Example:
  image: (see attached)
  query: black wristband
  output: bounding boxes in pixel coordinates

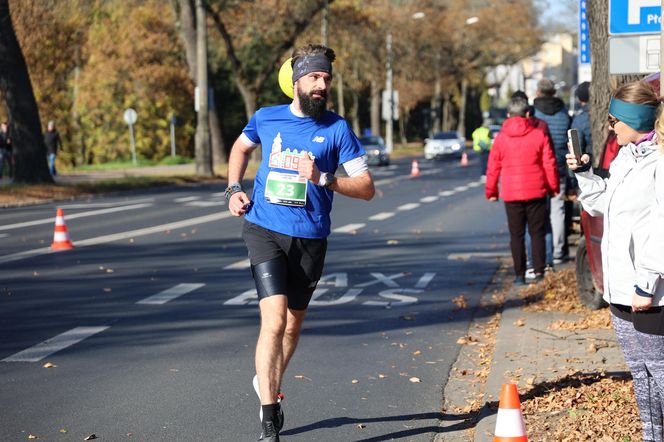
[573,162,592,173]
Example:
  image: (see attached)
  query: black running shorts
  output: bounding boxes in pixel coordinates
[242,221,327,310]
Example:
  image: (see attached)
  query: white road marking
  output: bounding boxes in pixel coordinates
[310,288,362,306]
[0,233,8,239]
[368,212,395,221]
[224,288,258,305]
[373,167,439,186]
[333,223,366,234]
[439,190,455,197]
[186,201,225,207]
[0,203,153,232]
[174,196,200,202]
[224,259,250,270]
[454,185,468,192]
[448,252,511,260]
[2,326,110,362]
[0,211,232,265]
[59,198,154,209]
[137,283,205,305]
[467,181,481,188]
[397,203,420,211]
[211,192,226,198]
[420,196,439,203]
[415,272,436,288]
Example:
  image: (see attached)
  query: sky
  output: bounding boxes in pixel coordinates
[538,0,577,32]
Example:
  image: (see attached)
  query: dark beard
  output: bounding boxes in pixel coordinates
[298,88,327,120]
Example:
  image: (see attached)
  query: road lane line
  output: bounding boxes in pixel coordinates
[137,283,205,305]
[224,259,250,270]
[0,203,153,232]
[333,223,366,234]
[186,201,225,207]
[454,185,468,192]
[419,196,439,203]
[448,252,510,260]
[58,198,154,209]
[439,190,455,197]
[2,326,110,362]
[0,211,233,265]
[368,212,395,221]
[397,203,420,211]
[467,181,481,188]
[174,196,200,202]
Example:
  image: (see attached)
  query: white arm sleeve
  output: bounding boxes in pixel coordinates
[240,132,258,149]
[342,156,369,177]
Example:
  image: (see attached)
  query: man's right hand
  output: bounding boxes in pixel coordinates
[229,192,252,216]
[566,152,590,171]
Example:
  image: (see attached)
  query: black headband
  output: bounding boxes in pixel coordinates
[292,54,333,83]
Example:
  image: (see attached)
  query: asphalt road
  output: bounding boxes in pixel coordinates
[0,155,509,442]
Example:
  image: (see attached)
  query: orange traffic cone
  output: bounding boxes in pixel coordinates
[493,383,528,441]
[410,159,420,177]
[51,208,74,250]
[460,151,469,167]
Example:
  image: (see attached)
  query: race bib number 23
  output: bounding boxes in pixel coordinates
[264,171,308,207]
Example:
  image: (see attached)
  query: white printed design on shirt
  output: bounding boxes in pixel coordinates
[269,132,308,171]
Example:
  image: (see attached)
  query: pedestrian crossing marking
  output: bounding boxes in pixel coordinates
[2,326,110,362]
[137,283,205,305]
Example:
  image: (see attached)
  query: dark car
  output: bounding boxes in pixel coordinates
[575,72,660,309]
[360,136,390,166]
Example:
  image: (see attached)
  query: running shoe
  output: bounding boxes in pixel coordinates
[260,419,280,442]
[253,375,284,440]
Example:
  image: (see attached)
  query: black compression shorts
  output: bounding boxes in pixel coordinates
[242,221,327,310]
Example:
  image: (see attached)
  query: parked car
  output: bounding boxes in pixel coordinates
[360,136,390,166]
[424,131,465,160]
[575,72,660,309]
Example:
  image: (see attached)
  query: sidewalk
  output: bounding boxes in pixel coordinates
[437,247,628,441]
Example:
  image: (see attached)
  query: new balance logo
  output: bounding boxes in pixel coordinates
[312,136,325,143]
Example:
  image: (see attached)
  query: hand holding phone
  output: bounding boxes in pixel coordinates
[567,129,582,162]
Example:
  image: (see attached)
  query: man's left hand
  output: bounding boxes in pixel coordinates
[298,153,321,184]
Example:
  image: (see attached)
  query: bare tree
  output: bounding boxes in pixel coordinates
[0,0,51,183]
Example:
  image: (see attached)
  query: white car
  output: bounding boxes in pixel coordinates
[424,131,466,160]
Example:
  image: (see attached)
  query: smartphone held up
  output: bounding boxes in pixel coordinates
[567,128,582,163]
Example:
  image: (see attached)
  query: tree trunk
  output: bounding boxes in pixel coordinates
[194,0,212,176]
[370,79,380,137]
[442,94,450,131]
[0,0,51,183]
[350,91,360,135]
[336,72,345,117]
[587,0,644,165]
[431,73,441,135]
[457,77,468,136]
[174,0,225,167]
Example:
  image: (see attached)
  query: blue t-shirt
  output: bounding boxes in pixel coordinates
[243,104,365,239]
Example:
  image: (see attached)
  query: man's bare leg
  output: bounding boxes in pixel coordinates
[280,308,306,385]
[256,295,288,405]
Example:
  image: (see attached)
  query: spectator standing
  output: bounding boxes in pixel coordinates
[533,78,571,264]
[569,80,664,442]
[486,96,560,285]
[0,121,12,179]
[43,120,62,176]
[472,119,492,177]
[571,81,592,155]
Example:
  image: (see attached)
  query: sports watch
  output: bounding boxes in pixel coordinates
[224,182,243,201]
[319,172,335,189]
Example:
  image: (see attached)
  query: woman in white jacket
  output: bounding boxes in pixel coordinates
[567,80,664,441]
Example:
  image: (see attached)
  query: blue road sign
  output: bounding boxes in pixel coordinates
[610,0,661,35]
[579,0,590,64]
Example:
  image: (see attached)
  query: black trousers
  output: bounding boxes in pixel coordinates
[504,198,547,277]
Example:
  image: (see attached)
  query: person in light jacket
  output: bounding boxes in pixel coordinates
[567,80,664,441]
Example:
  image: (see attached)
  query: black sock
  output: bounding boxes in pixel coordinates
[261,403,279,422]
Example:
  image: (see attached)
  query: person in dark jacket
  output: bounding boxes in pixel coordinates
[486,96,560,285]
[44,120,62,176]
[533,78,571,264]
[571,81,592,156]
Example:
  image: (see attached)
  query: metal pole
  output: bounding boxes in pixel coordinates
[385,32,393,154]
[128,123,137,166]
[195,0,212,175]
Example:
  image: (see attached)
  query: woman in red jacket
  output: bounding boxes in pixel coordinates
[486,96,560,285]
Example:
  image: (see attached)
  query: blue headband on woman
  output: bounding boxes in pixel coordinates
[608,98,658,132]
[292,54,333,83]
